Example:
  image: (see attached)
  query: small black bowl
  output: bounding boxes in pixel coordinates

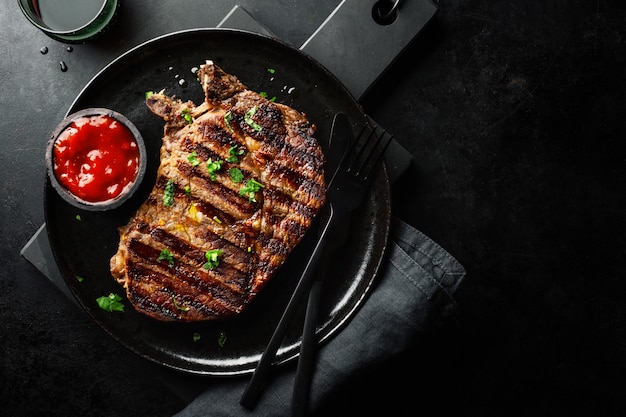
[46,108,147,211]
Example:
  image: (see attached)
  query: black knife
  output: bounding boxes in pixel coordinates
[240,112,353,410]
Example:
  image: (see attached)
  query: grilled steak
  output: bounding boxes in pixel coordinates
[109,60,326,322]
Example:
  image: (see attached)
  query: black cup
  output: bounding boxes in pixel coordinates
[17,0,120,43]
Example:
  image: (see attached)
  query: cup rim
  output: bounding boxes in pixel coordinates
[17,0,114,40]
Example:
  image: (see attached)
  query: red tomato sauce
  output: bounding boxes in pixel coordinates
[53,114,140,203]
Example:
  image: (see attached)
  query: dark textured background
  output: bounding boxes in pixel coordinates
[2,1,626,416]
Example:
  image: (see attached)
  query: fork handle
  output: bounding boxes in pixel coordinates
[240,208,337,409]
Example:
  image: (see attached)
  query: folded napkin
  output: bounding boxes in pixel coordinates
[173,217,465,416]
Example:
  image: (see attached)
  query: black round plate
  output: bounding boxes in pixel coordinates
[44,28,391,376]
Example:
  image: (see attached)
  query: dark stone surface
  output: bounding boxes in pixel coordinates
[2,1,625,416]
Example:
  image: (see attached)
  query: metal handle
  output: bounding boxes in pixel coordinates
[373,0,401,25]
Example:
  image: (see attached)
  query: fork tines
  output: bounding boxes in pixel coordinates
[348,121,394,181]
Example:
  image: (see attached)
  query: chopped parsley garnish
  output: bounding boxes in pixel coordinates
[239,178,264,202]
[187,151,200,166]
[163,179,175,207]
[206,159,223,180]
[157,248,175,268]
[193,332,201,342]
[212,216,222,224]
[224,110,234,132]
[226,145,245,163]
[267,68,275,74]
[172,295,190,312]
[180,109,193,124]
[244,106,263,132]
[184,185,191,195]
[203,249,224,270]
[229,167,244,183]
[145,91,154,99]
[260,92,277,102]
[75,214,81,221]
[96,293,125,312]
[76,275,84,283]
[217,331,227,347]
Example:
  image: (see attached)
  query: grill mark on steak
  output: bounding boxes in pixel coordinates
[149,227,254,281]
[180,137,224,163]
[124,234,250,320]
[110,60,326,321]
[126,262,237,320]
[265,163,326,204]
[126,239,249,298]
[174,163,259,216]
[197,119,241,149]
[154,167,258,221]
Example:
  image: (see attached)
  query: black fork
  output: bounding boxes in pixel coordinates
[240,114,393,410]
[327,119,393,215]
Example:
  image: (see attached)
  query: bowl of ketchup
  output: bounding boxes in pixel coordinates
[46,108,147,211]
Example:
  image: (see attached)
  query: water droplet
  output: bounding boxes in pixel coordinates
[191,66,198,74]
[40,46,48,54]
[66,46,73,52]
[60,61,68,72]
[178,79,188,88]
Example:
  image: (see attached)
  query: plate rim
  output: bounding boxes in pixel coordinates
[44,27,392,376]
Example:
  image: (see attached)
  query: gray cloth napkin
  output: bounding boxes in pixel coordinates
[174,217,465,416]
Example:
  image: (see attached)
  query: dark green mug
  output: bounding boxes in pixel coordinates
[17,0,120,43]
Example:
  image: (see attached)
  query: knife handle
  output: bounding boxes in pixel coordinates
[290,259,325,416]
[240,208,337,409]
